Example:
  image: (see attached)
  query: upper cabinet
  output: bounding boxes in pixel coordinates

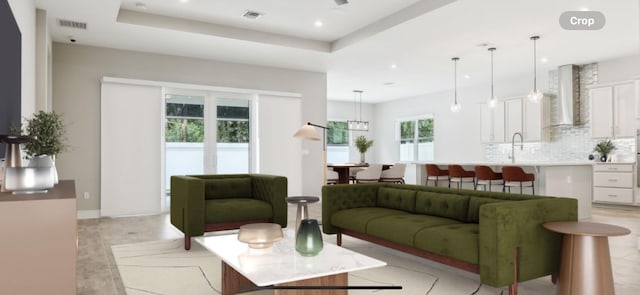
[480,101,505,143]
[590,81,637,138]
[504,95,551,142]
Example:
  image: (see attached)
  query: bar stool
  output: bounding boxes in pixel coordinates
[474,165,503,191]
[502,166,535,195]
[448,165,476,189]
[425,164,448,187]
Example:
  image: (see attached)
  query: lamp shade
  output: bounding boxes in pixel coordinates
[293,125,321,140]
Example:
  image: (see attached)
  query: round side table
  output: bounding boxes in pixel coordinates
[286,196,320,237]
[543,221,630,295]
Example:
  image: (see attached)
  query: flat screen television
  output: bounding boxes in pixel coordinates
[0,0,22,158]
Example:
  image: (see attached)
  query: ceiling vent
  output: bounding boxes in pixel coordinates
[242,10,263,20]
[57,19,87,30]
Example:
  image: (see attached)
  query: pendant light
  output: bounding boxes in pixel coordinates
[527,36,543,102]
[450,57,461,113]
[487,47,498,108]
[347,90,369,131]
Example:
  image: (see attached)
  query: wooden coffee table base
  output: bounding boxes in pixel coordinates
[222,262,348,295]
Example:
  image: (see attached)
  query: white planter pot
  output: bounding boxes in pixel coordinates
[28,155,59,184]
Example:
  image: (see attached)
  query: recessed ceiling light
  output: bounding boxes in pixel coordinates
[464,74,471,79]
[579,6,590,11]
[390,64,397,70]
[314,20,323,27]
[179,0,189,3]
[540,57,549,63]
[383,82,396,86]
[242,10,264,20]
[135,2,147,10]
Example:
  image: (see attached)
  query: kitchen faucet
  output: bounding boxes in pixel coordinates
[510,132,523,163]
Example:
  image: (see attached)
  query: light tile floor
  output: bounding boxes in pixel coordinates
[77,203,640,295]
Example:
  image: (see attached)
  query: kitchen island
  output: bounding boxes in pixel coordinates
[410,161,594,219]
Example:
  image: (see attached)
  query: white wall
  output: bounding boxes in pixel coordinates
[327,100,376,163]
[53,43,326,211]
[597,54,640,84]
[373,71,549,164]
[8,0,36,117]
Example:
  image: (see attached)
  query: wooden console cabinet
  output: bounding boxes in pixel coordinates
[0,180,77,295]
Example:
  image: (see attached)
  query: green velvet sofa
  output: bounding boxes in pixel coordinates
[322,183,577,294]
[171,174,287,250]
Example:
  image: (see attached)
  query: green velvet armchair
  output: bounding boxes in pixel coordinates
[170,174,288,250]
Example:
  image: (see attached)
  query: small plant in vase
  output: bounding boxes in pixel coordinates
[593,139,615,162]
[354,135,373,164]
[23,111,68,183]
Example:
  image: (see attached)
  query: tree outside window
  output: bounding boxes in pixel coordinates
[399,117,434,161]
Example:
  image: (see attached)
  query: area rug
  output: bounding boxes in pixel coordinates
[112,236,555,295]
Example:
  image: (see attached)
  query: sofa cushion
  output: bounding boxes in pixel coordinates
[415,191,469,222]
[376,187,417,212]
[467,197,503,223]
[366,214,462,246]
[331,207,408,233]
[414,223,480,264]
[204,198,272,223]
[204,178,252,200]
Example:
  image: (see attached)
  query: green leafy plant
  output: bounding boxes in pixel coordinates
[593,139,615,156]
[354,135,374,154]
[23,111,68,157]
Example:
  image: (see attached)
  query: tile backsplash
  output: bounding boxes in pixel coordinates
[484,63,636,163]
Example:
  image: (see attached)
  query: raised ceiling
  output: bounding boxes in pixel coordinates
[36,0,639,103]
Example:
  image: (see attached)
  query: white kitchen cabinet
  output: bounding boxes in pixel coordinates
[590,81,636,138]
[593,163,634,205]
[504,95,550,142]
[480,101,505,143]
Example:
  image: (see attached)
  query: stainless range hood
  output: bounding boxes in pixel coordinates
[554,64,582,125]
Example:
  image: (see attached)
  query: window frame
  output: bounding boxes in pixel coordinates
[397,115,434,162]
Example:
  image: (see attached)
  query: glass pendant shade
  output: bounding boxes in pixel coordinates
[450,102,462,112]
[528,36,542,103]
[295,219,323,256]
[527,89,543,102]
[450,57,461,113]
[488,96,498,108]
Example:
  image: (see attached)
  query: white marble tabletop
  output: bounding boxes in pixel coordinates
[195,230,386,286]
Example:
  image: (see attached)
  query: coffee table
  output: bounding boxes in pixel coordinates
[195,229,386,295]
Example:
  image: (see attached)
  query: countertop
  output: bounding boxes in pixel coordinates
[0,180,76,202]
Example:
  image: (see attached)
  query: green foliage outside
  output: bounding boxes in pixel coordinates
[400,118,433,141]
[165,103,250,143]
[217,120,249,143]
[166,118,204,142]
[327,121,348,145]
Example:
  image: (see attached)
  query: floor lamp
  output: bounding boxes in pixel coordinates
[293,122,328,185]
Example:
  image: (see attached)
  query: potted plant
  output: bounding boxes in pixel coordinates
[593,139,615,162]
[23,111,68,183]
[354,135,373,164]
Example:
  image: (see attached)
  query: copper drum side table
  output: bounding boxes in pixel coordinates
[543,221,630,295]
[286,196,320,237]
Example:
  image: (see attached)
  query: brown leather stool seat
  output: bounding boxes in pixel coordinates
[474,165,504,191]
[425,164,448,187]
[501,166,535,195]
[448,165,476,189]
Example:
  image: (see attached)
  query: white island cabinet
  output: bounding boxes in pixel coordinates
[593,163,634,205]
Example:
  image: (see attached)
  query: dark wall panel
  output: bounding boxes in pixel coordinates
[0,0,22,156]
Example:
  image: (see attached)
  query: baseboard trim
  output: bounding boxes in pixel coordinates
[77,210,100,219]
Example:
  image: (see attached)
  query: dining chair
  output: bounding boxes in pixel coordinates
[474,165,503,191]
[355,164,383,183]
[326,168,339,185]
[379,163,406,183]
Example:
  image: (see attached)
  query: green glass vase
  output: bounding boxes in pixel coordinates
[295,219,323,256]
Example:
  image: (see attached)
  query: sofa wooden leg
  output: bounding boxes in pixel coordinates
[509,283,518,295]
[184,235,191,250]
[509,247,519,295]
[551,273,558,284]
[337,231,342,246]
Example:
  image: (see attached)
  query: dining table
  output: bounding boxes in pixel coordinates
[327,163,394,184]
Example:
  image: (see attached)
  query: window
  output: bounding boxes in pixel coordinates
[166,102,204,142]
[327,120,349,164]
[216,98,250,174]
[399,117,434,161]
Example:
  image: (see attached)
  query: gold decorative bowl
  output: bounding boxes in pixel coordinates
[237,223,283,249]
